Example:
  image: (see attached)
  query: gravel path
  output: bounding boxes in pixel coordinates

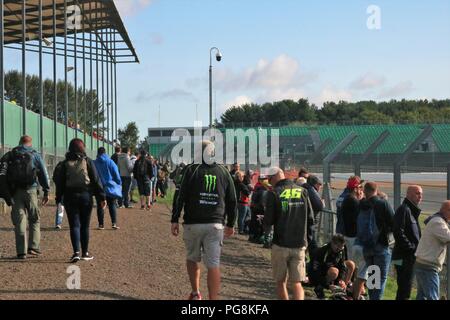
[0,202,284,300]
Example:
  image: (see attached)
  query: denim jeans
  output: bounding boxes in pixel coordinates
[415,265,440,300]
[237,204,251,234]
[363,244,392,300]
[119,176,132,208]
[64,191,93,255]
[97,197,117,226]
[55,203,65,226]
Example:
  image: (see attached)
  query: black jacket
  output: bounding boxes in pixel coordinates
[359,196,395,247]
[342,195,360,238]
[54,152,106,203]
[303,183,323,220]
[264,179,315,249]
[171,163,237,228]
[234,180,251,204]
[133,158,154,181]
[392,198,422,259]
[310,243,347,285]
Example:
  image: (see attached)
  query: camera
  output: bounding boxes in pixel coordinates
[216,52,222,62]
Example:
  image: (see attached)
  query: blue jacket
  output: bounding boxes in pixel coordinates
[94,153,122,199]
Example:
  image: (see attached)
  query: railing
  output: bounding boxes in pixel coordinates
[317,208,449,300]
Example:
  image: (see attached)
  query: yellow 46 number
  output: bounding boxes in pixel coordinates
[280,188,302,199]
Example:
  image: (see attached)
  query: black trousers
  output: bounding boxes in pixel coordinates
[395,254,416,300]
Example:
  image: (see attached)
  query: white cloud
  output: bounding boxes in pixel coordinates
[221,95,253,113]
[256,88,306,104]
[114,0,154,17]
[378,81,414,98]
[136,89,198,103]
[317,87,353,104]
[191,54,317,93]
[350,73,386,90]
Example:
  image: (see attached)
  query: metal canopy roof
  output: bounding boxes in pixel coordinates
[3,0,139,63]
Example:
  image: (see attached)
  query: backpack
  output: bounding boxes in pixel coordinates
[6,148,37,188]
[335,189,349,234]
[356,204,380,248]
[53,161,64,183]
[65,158,91,189]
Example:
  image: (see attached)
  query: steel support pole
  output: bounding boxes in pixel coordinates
[0,0,4,155]
[393,125,434,209]
[22,0,27,135]
[447,163,450,200]
[53,0,57,158]
[354,130,390,177]
[82,9,86,143]
[95,3,99,149]
[110,29,114,145]
[101,27,104,147]
[114,43,117,142]
[106,28,110,145]
[38,0,44,155]
[74,23,78,138]
[64,0,68,148]
[89,0,93,150]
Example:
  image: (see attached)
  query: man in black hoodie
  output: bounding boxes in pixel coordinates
[171,141,237,300]
[392,185,423,300]
[357,182,394,300]
[264,167,315,300]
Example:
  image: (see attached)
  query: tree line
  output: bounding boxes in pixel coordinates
[4,70,106,134]
[220,98,450,125]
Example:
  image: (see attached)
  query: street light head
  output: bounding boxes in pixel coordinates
[216,51,222,62]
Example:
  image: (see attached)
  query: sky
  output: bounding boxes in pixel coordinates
[5,0,450,138]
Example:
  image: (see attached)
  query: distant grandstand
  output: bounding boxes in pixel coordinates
[147,123,450,172]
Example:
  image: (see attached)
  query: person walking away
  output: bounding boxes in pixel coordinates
[357,182,394,300]
[171,141,237,300]
[53,160,66,229]
[248,175,270,244]
[54,139,106,263]
[414,201,450,300]
[151,157,158,204]
[0,135,50,259]
[264,167,315,300]
[117,147,133,208]
[94,147,122,230]
[171,162,187,214]
[111,146,121,165]
[133,150,154,211]
[129,151,139,203]
[392,185,423,300]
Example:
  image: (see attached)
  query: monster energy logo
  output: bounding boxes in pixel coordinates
[204,175,217,193]
[282,200,289,212]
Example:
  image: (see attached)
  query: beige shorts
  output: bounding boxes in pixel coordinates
[271,244,306,283]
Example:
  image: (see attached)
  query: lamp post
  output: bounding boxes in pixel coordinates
[209,47,222,128]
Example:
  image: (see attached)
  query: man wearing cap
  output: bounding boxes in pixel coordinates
[303,175,324,255]
[264,167,315,300]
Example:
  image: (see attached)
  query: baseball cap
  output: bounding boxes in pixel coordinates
[307,175,322,186]
[347,176,364,189]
